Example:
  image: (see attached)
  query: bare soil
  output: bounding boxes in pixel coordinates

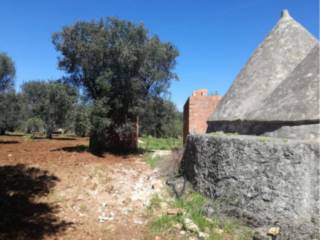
[0,135,164,240]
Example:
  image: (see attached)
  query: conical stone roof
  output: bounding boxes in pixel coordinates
[210,10,318,121]
[246,44,320,121]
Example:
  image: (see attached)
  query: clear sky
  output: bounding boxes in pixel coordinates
[0,0,319,110]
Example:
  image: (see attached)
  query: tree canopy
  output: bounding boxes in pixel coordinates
[0,53,18,135]
[21,81,77,138]
[0,93,21,135]
[53,17,179,152]
[0,53,15,93]
[140,98,182,138]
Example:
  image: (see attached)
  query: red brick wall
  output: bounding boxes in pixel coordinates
[183,89,222,142]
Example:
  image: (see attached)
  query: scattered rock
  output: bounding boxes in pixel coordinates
[166,208,183,216]
[154,236,161,240]
[188,237,198,240]
[183,218,199,233]
[166,176,186,198]
[159,202,168,209]
[133,219,144,225]
[213,228,224,235]
[152,150,172,159]
[267,227,280,237]
[98,212,114,222]
[201,202,215,218]
[198,231,209,239]
[252,231,269,240]
[174,223,183,230]
[180,230,186,235]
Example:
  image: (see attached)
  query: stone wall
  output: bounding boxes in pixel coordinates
[181,134,320,240]
[183,89,221,142]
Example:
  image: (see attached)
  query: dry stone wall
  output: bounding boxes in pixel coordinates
[181,134,320,240]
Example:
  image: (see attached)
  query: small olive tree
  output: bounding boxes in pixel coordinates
[21,81,77,138]
[0,52,15,93]
[0,53,19,135]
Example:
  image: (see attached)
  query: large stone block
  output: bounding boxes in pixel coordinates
[181,134,320,240]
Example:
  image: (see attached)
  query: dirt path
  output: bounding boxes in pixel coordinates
[0,136,164,240]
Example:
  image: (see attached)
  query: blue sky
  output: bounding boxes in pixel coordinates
[0,0,319,110]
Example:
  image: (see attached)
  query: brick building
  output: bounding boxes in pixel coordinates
[183,89,221,142]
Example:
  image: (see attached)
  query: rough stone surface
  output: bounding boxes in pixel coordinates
[181,134,320,240]
[166,176,186,198]
[247,44,320,121]
[209,11,318,122]
[183,218,200,233]
[201,202,215,218]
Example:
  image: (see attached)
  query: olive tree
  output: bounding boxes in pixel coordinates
[0,53,15,93]
[21,81,77,138]
[0,53,18,135]
[53,17,179,152]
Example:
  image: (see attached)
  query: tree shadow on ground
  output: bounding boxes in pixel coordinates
[51,145,104,158]
[31,136,77,141]
[51,144,146,159]
[52,145,88,153]
[0,164,72,240]
[51,137,77,141]
[4,133,25,137]
[0,140,19,144]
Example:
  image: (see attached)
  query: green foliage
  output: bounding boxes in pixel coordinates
[140,98,183,138]
[144,154,161,168]
[25,117,45,134]
[151,215,180,233]
[0,53,18,134]
[0,53,15,93]
[139,136,182,151]
[53,17,179,152]
[0,92,21,135]
[21,80,77,138]
[74,104,91,137]
[148,192,254,239]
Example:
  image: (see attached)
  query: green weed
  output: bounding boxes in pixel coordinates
[147,191,254,239]
[144,154,161,168]
[139,136,182,151]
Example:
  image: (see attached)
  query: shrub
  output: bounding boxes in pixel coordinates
[25,117,45,134]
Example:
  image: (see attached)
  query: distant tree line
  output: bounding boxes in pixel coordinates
[0,18,182,148]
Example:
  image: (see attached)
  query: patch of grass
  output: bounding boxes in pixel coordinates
[144,154,161,168]
[151,215,180,233]
[257,136,271,143]
[148,194,163,210]
[147,191,254,239]
[139,136,182,151]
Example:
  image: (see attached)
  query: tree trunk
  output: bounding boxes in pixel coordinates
[0,129,5,135]
[46,129,53,139]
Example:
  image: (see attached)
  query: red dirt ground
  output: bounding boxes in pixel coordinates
[0,135,163,240]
